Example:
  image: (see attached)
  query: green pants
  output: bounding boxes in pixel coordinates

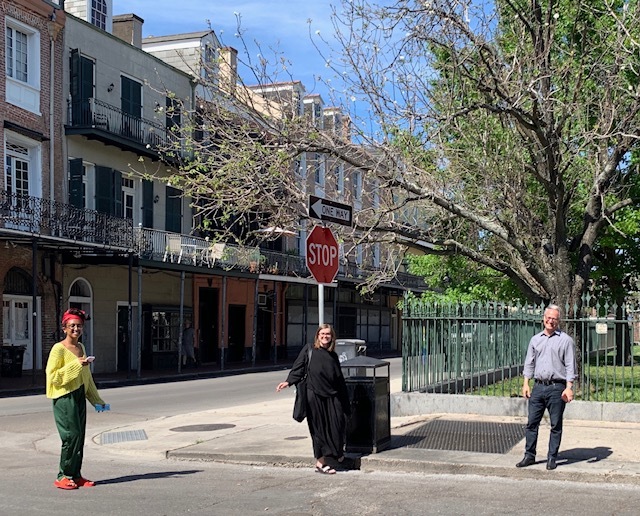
[53,384,86,480]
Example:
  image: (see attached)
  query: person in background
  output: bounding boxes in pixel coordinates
[46,308,108,489]
[182,320,196,367]
[276,324,351,474]
[516,304,575,471]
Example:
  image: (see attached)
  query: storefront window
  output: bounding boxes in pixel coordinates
[151,311,181,352]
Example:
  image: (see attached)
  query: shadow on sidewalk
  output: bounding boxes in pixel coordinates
[560,446,613,465]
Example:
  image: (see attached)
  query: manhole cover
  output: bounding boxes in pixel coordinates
[169,423,236,432]
[392,419,525,454]
[284,436,308,441]
[100,429,148,445]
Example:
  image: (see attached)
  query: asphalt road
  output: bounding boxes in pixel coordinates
[3,359,640,515]
[3,443,640,516]
[0,358,403,420]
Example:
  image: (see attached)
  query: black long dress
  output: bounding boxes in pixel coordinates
[287,345,351,460]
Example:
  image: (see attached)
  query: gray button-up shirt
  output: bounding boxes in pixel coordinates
[522,329,576,383]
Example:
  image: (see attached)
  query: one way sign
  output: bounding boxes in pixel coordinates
[309,195,353,227]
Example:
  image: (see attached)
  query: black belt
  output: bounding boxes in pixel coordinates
[535,379,566,386]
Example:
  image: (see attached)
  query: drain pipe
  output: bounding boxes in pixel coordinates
[48,12,57,203]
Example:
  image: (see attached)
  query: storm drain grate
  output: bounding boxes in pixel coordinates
[392,420,525,454]
[100,429,148,445]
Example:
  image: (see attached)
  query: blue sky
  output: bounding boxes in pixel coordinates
[113,0,337,101]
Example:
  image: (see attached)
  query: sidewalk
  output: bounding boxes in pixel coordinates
[29,370,640,486]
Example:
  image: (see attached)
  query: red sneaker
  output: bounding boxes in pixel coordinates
[54,477,78,490]
[74,477,96,487]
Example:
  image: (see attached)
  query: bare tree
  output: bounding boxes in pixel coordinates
[147,0,640,311]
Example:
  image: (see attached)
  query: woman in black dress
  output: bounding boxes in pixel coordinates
[277,324,350,474]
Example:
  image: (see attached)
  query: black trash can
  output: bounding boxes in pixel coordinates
[1,346,26,377]
[341,355,390,454]
[335,339,367,364]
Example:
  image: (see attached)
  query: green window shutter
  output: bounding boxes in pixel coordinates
[95,166,112,214]
[165,186,182,233]
[68,158,84,208]
[142,179,154,228]
[80,56,94,100]
[113,169,123,218]
[70,49,80,100]
[95,167,122,216]
[121,76,142,117]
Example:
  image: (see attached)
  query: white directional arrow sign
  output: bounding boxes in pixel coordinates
[309,195,353,227]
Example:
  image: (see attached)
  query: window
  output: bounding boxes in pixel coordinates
[5,142,30,198]
[314,153,325,185]
[293,92,302,116]
[122,177,135,220]
[2,299,30,342]
[335,164,344,194]
[353,170,363,201]
[373,244,381,268]
[356,244,363,266]
[4,132,41,200]
[91,0,108,30]
[314,102,322,128]
[6,26,27,82]
[203,43,217,84]
[5,17,40,112]
[332,113,341,134]
[150,311,181,352]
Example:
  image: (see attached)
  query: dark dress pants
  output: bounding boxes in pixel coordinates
[524,382,566,460]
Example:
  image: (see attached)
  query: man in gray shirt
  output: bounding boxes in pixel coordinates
[516,304,576,471]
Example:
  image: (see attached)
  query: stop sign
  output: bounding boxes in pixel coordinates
[306,226,339,284]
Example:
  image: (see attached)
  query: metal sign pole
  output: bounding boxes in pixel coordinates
[318,283,325,326]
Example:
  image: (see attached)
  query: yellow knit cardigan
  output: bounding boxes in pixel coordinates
[45,342,104,405]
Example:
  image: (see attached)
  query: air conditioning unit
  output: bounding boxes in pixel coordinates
[258,293,267,306]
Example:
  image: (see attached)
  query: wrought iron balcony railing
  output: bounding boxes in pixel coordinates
[0,190,135,250]
[67,97,168,151]
[0,193,423,289]
[134,226,426,289]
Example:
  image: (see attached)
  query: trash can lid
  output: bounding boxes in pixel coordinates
[336,339,366,345]
[339,355,389,368]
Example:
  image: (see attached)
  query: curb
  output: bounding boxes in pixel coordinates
[163,450,640,486]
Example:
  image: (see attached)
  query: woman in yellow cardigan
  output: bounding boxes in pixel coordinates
[46,308,108,490]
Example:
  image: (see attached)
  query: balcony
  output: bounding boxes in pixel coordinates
[135,227,309,277]
[134,227,426,290]
[66,98,168,160]
[0,191,425,290]
[0,190,134,251]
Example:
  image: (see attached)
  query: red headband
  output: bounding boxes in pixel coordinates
[62,309,87,326]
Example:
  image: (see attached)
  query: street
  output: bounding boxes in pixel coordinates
[3,446,640,515]
[2,360,640,515]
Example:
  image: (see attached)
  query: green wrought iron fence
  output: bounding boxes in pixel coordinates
[401,295,640,402]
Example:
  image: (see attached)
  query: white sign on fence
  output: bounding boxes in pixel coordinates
[595,323,609,335]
